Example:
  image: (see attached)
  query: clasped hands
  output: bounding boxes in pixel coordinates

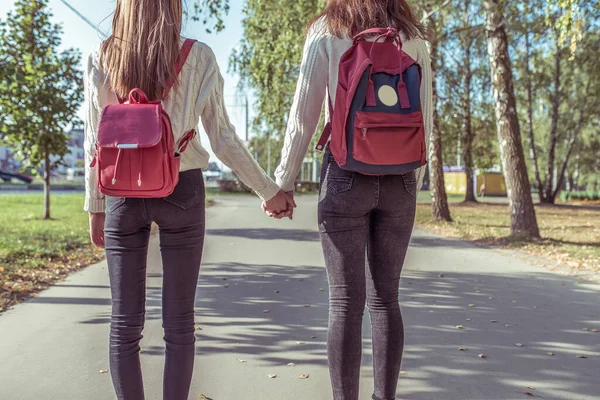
[262,190,296,220]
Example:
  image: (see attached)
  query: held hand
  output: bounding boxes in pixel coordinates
[262,191,296,220]
[89,212,106,248]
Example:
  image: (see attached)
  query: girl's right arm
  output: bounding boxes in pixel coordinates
[195,46,287,207]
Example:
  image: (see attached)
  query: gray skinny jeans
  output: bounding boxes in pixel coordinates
[104,169,205,400]
[318,150,417,400]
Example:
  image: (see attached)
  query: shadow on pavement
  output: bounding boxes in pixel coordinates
[205,228,320,242]
[74,257,599,399]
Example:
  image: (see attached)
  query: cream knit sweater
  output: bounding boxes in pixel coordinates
[275,20,433,192]
[83,39,280,213]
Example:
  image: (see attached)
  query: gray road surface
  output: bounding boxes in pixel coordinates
[0,195,598,400]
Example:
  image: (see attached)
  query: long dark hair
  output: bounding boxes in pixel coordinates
[100,0,183,100]
[310,0,428,40]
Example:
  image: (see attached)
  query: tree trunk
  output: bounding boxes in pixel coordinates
[484,0,540,239]
[425,4,452,221]
[44,148,51,220]
[550,78,591,201]
[542,31,562,204]
[524,21,544,200]
[462,34,476,202]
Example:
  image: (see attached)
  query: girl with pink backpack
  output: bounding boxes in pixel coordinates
[267,1,433,399]
[84,1,294,398]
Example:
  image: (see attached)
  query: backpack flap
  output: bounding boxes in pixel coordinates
[97,103,163,149]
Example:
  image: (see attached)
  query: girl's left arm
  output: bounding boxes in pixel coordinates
[83,52,105,214]
[274,30,329,193]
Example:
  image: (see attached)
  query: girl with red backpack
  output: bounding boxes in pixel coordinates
[84,1,294,399]
[268,1,433,399]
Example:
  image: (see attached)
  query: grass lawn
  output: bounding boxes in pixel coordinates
[416,200,600,276]
[0,194,216,311]
[0,194,104,311]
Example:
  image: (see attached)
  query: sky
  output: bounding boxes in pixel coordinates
[0,0,255,164]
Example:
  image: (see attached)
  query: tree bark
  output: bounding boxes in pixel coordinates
[425,4,452,221]
[484,0,540,239]
[524,21,544,200]
[44,147,51,220]
[461,2,476,203]
[542,31,563,204]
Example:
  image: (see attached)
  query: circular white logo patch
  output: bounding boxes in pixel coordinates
[378,85,399,107]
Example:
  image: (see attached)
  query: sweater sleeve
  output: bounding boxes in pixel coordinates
[416,39,433,191]
[83,52,105,214]
[197,48,280,202]
[274,30,329,192]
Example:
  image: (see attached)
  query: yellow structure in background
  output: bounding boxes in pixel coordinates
[443,171,507,196]
[444,172,467,195]
[476,173,507,196]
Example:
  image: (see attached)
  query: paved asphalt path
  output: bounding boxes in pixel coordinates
[0,195,598,400]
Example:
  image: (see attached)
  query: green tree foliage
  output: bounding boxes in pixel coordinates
[230,0,326,138]
[511,0,600,203]
[191,0,230,33]
[0,0,83,219]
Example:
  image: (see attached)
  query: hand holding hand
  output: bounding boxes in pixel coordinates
[89,212,106,248]
[262,190,296,220]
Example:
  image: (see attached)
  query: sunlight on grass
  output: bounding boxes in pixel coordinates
[416,202,600,273]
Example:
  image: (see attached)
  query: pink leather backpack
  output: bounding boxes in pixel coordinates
[91,39,197,199]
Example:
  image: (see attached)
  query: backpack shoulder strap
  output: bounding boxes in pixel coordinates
[163,38,197,100]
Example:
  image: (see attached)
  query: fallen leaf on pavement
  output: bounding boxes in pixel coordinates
[577,355,587,359]
[490,320,498,323]
[299,374,310,379]
[296,341,306,345]
[267,374,278,379]
[478,354,487,359]
[455,325,465,329]
[263,310,270,313]
[459,347,468,351]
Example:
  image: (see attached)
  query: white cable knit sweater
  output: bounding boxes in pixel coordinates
[83,39,280,213]
[274,20,433,192]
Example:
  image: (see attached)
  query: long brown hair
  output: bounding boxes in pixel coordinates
[311,0,428,40]
[100,0,184,100]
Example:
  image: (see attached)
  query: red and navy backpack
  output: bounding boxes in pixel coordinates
[316,28,427,175]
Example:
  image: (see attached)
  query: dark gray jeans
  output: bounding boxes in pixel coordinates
[318,151,417,400]
[104,169,205,400]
